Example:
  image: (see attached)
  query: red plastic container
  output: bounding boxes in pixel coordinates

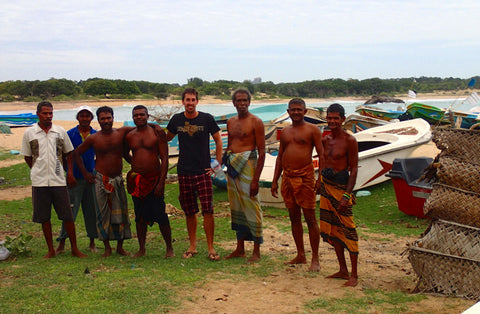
[386,158,433,218]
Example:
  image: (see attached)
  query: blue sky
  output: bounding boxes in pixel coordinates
[1,0,479,84]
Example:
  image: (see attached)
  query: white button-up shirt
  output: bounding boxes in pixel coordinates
[21,123,74,187]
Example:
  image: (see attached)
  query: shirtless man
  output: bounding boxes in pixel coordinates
[74,106,133,257]
[271,98,324,271]
[319,103,359,287]
[124,105,173,258]
[224,88,266,262]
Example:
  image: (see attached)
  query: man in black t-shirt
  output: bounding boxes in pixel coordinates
[166,88,223,261]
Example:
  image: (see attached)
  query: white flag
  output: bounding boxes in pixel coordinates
[466,92,480,106]
[408,90,416,98]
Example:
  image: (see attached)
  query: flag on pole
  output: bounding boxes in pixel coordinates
[408,90,417,98]
[465,92,480,106]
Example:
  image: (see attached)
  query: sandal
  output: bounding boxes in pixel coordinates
[208,252,220,261]
[182,251,198,259]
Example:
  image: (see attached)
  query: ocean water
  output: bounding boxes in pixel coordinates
[2,98,475,122]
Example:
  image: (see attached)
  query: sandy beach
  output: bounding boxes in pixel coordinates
[0,90,474,112]
[0,91,466,152]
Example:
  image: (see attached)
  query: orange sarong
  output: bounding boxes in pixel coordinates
[281,163,316,209]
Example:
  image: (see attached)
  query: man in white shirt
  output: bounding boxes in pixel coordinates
[21,101,87,259]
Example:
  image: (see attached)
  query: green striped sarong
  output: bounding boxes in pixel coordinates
[93,171,132,241]
[225,151,263,244]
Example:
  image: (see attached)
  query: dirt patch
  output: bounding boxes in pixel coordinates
[0,186,31,200]
[173,227,475,313]
[0,159,24,168]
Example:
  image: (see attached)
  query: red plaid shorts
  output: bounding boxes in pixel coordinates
[178,173,213,216]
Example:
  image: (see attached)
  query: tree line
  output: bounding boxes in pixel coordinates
[0,76,478,102]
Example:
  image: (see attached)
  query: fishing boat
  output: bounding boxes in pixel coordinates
[343,114,391,133]
[0,113,38,127]
[271,106,327,126]
[214,103,289,124]
[354,118,432,190]
[406,102,480,128]
[355,104,405,121]
[405,103,450,125]
[447,109,480,129]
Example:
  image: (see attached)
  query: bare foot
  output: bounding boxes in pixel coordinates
[89,246,98,253]
[72,249,88,258]
[116,248,130,256]
[133,250,146,258]
[224,249,246,259]
[326,271,350,280]
[284,256,307,265]
[344,277,358,287]
[164,249,175,258]
[247,254,260,263]
[102,248,112,258]
[308,263,320,272]
[43,251,56,259]
[55,243,65,254]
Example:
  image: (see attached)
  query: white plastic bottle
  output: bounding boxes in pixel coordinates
[210,159,226,181]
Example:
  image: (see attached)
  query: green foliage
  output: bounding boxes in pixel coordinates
[0,76,478,101]
[83,78,117,96]
[0,93,16,102]
[4,233,33,257]
[22,96,42,102]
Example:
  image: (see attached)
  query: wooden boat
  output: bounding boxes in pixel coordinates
[0,113,38,127]
[271,106,327,126]
[355,104,405,121]
[406,102,480,128]
[343,114,390,133]
[406,103,450,125]
[214,103,289,124]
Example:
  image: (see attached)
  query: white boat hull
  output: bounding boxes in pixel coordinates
[353,118,432,190]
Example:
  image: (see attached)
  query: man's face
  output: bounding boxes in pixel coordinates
[37,106,53,128]
[287,103,306,123]
[326,111,345,130]
[77,111,93,128]
[233,92,250,114]
[98,112,113,131]
[182,93,199,114]
[132,108,148,127]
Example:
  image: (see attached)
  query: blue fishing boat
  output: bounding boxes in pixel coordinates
[0,113,38,127]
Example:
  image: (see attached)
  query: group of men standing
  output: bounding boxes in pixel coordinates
[21,87,359,286]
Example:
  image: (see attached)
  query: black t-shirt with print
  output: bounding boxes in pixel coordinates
[167,111,220,175]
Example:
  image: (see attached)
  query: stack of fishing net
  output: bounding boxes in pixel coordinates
[407,128,480,299]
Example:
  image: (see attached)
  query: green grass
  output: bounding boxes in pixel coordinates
[0,162,31,188]
[0,168,436,312]
[305,289,426,313]
[355,181,429,236]
[0,149,23,161]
